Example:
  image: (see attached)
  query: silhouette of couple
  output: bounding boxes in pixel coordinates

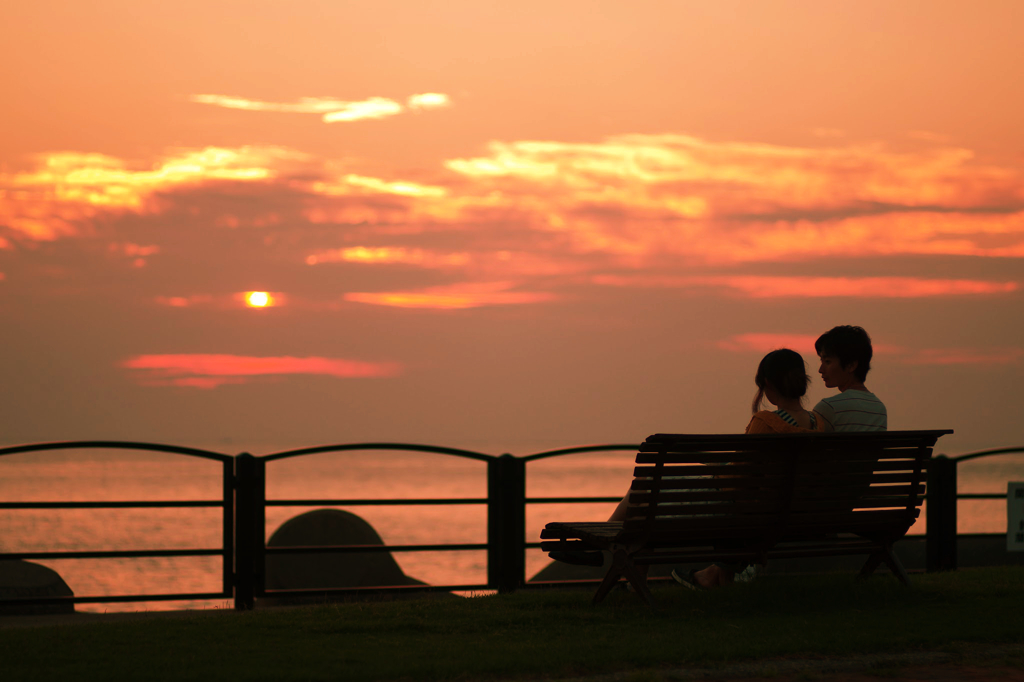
[549,325,888,587]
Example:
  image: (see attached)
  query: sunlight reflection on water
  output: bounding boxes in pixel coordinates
[1,445,1020,613]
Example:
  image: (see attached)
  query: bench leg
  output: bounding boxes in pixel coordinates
[592,547,654,606]
[858,552,883,579]
[623,561,654,606]
[858,545,911,586]
[881,544,912,587]
[592,549,627,605]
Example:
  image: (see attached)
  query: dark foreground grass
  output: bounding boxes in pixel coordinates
[3,566,1023,682]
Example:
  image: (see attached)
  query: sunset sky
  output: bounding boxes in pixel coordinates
[2,0,1022,455]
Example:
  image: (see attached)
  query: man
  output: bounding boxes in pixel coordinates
[812,325,887,432]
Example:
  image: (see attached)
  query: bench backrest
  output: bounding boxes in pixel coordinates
[620,430,952,550]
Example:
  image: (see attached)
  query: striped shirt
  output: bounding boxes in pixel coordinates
[775,409,817,430]
[813,390,887,432]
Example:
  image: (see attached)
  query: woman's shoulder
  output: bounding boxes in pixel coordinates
[745,411,787,433]
[746,411,824,434]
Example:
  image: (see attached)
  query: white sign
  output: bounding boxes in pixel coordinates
[1009,482,1024,552]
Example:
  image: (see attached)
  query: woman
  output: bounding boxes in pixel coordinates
[743,348,824,434]
[675,348,823,590]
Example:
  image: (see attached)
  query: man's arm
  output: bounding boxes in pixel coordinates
[813,398,836,432]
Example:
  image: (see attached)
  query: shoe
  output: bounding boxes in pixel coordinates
[671,568,706,591]
[549,550,604,567]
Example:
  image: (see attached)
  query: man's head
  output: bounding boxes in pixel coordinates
[814,325,873,383]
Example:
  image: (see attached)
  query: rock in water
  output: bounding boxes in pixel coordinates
[0,560,75,615]
[264,509,426,597]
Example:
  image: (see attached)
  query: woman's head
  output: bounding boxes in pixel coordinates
[752,348,810,413]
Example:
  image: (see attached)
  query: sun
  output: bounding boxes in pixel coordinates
[245,291,272,307]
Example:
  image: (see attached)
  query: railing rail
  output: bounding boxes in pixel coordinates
[2,439,1018,611]
[0,441,235,611]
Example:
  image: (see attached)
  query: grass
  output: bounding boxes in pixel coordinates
[2,566,1023,682]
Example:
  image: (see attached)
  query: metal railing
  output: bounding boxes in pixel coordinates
[2,440,1019,611]
[233,443,504,609]
[925,446,1024,571]
[0,441,235,611]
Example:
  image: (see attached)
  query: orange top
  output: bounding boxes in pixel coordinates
[745,410,825,434]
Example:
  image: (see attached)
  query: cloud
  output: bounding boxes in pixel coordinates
[899,348,1024,365]
[122,354,401,388]
[155,295,214,308]
[717,333,821,355]
[4,132,1022,314]
[407,93,450,110]
[717,333,1022,366]
[442,134,1024,263]
[0,147,304,241]
[190,92,451,123]
[314,174,447,198]
[593,275,1019,298]
[306,246,471,267]
[344,281,556,309]
[321,98,403,123]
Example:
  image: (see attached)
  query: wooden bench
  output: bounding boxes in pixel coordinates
[540,429,952,605]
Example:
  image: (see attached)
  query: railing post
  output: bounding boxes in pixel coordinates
[926,455,957,571]
[487,454,526,593]
[234,452,265,609]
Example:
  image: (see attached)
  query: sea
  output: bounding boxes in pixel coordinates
[1,442,1022,613]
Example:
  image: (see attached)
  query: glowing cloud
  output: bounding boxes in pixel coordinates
[717,334,1021,366]
[407,93,450,109]
[337,175,446,197]
[593,275,1019,298]
[716,333,821,355]
[190,92,451,123]
[344,281,555,309]
[442,134,1024,263]
[122,354,402,388]
[155,295,214,308]
[306,246,470,267]
[321,98,403,123]
[900,348,1024,365]
[0,147,304,240]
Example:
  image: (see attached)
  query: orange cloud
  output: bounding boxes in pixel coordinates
[406,93,450,110]
[313,174,447,198]
[593,275,1019,298]
[190,92,451,123]
[306,246,471,267]
[718,334,1022,366]
[900,348,1024,365]
[442,134,1024,263]
[344,281,555,309]
[0,147,304,241]
[155,294,214,308]
[718,333,907,356]
[122,354,401,388]
[716,333,821,355]
[5,133,1022,296]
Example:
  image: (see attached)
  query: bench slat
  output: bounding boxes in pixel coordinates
[629,477,789,491]
[627,489,785,504]
[632,464,791,477]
